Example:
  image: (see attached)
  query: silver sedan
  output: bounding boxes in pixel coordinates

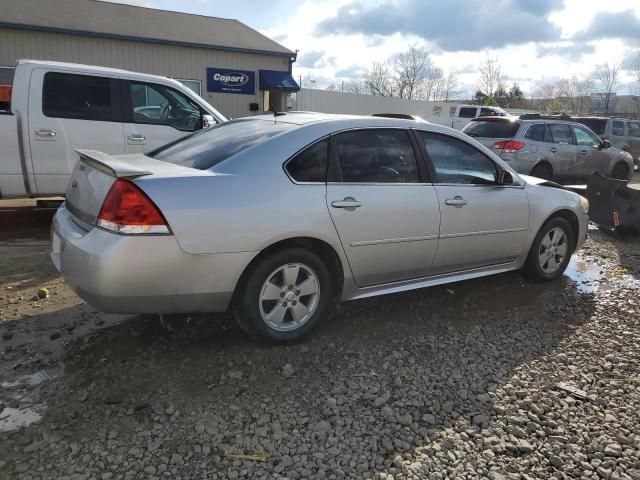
[51,113,589,342]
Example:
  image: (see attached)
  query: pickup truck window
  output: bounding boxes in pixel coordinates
[43,72,114,122]
[129,82,202,131]
[458,107,477,118]
[612,121,625,137]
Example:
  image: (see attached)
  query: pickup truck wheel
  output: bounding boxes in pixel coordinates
[233,248,333,343]
[523,217,574,281]
[530,163,552,181]
[611,163,629,181]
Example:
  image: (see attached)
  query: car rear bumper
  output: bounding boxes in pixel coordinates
[51,204,254,314]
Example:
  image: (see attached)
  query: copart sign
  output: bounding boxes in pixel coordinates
[206,68,255,94]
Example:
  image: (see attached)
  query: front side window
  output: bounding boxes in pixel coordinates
[286,139,328,183]
[43,72,114,121]
[612,121,625,137]
[572,125,601,148]
[333,129,419,183]
[524,123,545,142]
[547,123,572,144]
[419,131,497,185]
[458,107,477,118]
[130,82,202,131]
[629,122,640,138]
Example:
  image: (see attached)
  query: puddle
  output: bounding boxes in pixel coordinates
[564,258,603,293]
[1,369,59,389]
[0,405,45,432]
[565,256,639,294]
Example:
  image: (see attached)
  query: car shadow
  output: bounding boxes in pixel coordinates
[0,268,599,477]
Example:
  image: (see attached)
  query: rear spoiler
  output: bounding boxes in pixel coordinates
[76,149,152,178]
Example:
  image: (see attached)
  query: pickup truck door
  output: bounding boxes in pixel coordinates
[451,107,478,130]
[28,69,125,195]
[123,81,202,153]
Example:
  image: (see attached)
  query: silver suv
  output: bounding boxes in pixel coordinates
[462,114,634,183]
[571,117,640,170]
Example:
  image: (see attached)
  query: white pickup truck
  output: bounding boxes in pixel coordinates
[426,104,511,130]
[0,60,227,198]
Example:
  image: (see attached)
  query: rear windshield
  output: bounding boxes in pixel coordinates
[572,118,606,136]
[463,119,520,138]
[149,119,296,169]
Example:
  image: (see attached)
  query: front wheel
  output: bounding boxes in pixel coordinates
[523,217,574,281]
[233,248,333,343]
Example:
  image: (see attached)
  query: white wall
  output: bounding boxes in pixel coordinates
[292,88,459,117]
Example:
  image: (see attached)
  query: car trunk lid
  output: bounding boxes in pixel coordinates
[65,149,199,227]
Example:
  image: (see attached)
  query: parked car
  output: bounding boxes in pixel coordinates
[0,60,226,198]
[461,115,634,183]
[426,104,511,130]
[51,113,589,343]
[571,116,640,170]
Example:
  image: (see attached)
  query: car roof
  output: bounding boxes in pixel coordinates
[241,112,436,129]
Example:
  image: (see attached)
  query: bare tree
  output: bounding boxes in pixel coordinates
[432,69,462,102]
[557,76,593,113]
[533,82,561,109]
[477,55,505,98]
[364,62,394,97]
[392,47,433,100]
[343,77,367,95]
[593,62,620,113]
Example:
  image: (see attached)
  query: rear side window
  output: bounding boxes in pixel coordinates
[629,122,640,138]
[43,72,114,121]
[333,129,419,183]
[548,124,572,144]
[286,139,328,183]
[573,118,606,136]
[150,119,295,170]
[524,123,545,142]
[464,120,520,138]
[458,107,477,118]
[612,121,625,137]
[419,131,497,185]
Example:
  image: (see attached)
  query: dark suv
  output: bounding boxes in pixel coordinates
[462,115,635,183]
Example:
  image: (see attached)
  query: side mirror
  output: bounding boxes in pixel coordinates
[599,139,611,150]
[498,170,514,186]
[202,114,216,128]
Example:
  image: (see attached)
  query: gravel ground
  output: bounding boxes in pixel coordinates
[1,207,640,480]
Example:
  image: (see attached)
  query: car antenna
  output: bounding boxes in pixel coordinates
[270,103,286,118]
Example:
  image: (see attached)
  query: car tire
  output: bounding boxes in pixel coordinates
[523,217,574,281]
[611,163,629,181]
[530,163,553,181]
[232,248,333,343]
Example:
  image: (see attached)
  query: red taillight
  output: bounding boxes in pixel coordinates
[492,140,525,153]
[0,85,11,104]
[97,178,170,235]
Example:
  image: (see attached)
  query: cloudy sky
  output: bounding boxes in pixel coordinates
[109,0,640,97]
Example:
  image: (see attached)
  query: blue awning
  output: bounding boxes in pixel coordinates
[259,70,300,92]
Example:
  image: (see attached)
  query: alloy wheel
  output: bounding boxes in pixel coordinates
[538,227,568,274]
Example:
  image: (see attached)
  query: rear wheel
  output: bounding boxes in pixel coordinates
[530,163,552,181]
[233,248,333,343]
[523,217,574,281]
[611,163,629,181]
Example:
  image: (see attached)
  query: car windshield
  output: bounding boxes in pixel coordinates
[463,120,520,138]
[572,118,606,136]
[149,119,296,170]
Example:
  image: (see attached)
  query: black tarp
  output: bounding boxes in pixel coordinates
[586,172,640,232]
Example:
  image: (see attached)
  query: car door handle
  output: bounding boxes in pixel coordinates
[127,134,146,144]
[445,196,467,207]
[35,128,56,137]
[580,150,589,156]
[331,197,362,210]
[549,147,557,153]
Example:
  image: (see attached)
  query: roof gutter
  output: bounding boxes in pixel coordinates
[0,22,295,59]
